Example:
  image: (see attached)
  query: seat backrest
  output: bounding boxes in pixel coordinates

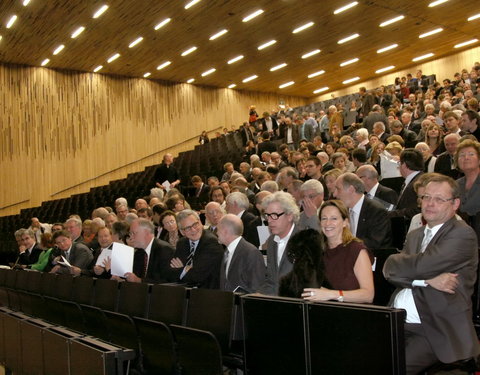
[117,281,149,317]
[71,276,94,305]
[92,278,119,312]
[147,284,187,325]
[185,288,235,353]
[372,248,398,306]
[40,272,57,297]
[5,269,18,289]
[26,271,43,293]
[54,274,74,301]
[170,324,223,375]
[15,271,29,291]
[133,317,176,375]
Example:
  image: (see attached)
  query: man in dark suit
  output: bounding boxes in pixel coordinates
[50,230,94,275]
[434,133,462,179]
[257,131,278,154]
[278,116,298,149]
[260,112,279,138]
[124,218,174,283]
[372,121,391,144]
[64,217,85,244]
[334,173,391,250]
[388,149,424,248]
[258,191,300,295]
[217,214,266,292]
[390,119,417,148]
[384,175,479,374]
[17,228,43,266]
[362,104,388,133]
[169,210,224,289]
[190,175,210,211]
[356,165,398,207]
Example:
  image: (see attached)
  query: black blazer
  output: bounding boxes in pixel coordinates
[374,184,399,206]
[356,197,392,250]
[220,238,266,292]
[434,152,462,180]
[169,230,224,289]
[134,238,174,283]
[19,244,43,265]
[257,140,278,154]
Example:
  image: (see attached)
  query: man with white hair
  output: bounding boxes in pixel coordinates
[434,133,462,179]
[217,214,266,292]
[258,191,300,295]
[116,204,129,221]
[115,197,128,209]
[204,201,225,235]
[356,165,398,206]
[298,179,324,231]
[363,104,388,133]
[64,217,84,244]
[226,192,257,230]
[372,121,390,144]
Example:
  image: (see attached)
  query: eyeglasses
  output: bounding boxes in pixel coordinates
[181,221,200,232]
[264,212,285,220]
[420,194,455,204]
[458,152,476,158]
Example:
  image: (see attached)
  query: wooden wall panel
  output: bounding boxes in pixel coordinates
[313,46,480,102]
[0,63,306,217]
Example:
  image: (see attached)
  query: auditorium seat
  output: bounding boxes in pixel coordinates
[92,278,119,312]
[117,281,149,318]
[147,284,187,325]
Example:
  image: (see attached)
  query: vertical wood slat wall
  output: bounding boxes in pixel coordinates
[0,63,307,217]
[313,46,480,102]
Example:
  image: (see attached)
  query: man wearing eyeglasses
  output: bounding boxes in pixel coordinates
[258,191,300,295]
[384,174,479,374]
[168,210,224,289]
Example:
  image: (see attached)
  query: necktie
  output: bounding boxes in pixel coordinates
[143,251,148,278]
[223,249,229,277]
[186,241,196,267]
[420,228,433,253]
[349,209,356,236]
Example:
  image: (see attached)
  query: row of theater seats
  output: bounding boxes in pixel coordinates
[0,268,410,375]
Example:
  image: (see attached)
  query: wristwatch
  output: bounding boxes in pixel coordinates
[337,290,344,302]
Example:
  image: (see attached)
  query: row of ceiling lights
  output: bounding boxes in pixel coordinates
[1,0,479,93]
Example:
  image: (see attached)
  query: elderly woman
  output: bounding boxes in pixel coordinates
[302,200,374,303]
[159,210,182,247]
[355,128,369,150]
[415,142,437,173]
[456,139,480,244]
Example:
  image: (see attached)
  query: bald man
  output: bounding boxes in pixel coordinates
[356,165,398,206]
[217,214,266,292]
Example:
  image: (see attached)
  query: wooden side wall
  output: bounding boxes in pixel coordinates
[0,63,306,216]
[312,46,480,102]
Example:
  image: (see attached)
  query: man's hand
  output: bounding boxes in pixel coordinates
[302,197,317,218]
[50,265,61,274]
[426,273,459,294]
[124,272,141,283]
[170,257,184,269]
[70,266,81,276]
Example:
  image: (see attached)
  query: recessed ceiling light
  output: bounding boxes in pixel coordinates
[377,43,398,53]
[201,68,216,77]
[412,53,434,62]
[340,58,359,67]
[129,37,143,48]
[228,55,244,64]
[155,18,171,30]
[53,45,65,55]
[242,9,264,22]
[375,65,395,74]
[270,63,287,72]
[71,26,85,39]
[187,78,195,83]
[209,29,228,40]
[242,75,258,83]
[379,15,405,27]
[301,49,321,59]
[292,22,314,34]
[181,46,197,56]
[107,53,120,63]
[143,72,151,78]
[313,87,329,94]
[258,40,276,50]
[93,65,103,72]
[279,81,294,89]
[343,77,360,84]
[338,33,359,44]
[428,0,448,7]
[228,84,236,89]
[6,15,17,29]
[419,28,443,38]
[454,39,479,48]
[41,58,50,66]
[157,61,171,70]
[185,0,201,9]
[334,2,358,14]
[308,70,325,78]
[93,5,108,19]
[468,13,480,21]
[23,0,31,6]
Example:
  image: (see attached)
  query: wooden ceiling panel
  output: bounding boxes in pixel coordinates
[0,0,479,97]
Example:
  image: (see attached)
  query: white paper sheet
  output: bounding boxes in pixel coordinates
[57,255,72,267]
[95,248,112,266]
[162,180,171,192]
[110,242,134,277]
[256,226,271,249]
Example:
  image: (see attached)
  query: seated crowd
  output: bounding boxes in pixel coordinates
[9,63,480,374]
